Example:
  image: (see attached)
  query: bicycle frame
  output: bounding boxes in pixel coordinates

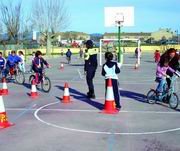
[156,75,177,101]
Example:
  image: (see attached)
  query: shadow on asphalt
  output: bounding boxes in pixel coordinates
[144,60,155,63]
[70,64,84,67]
[22,82,31,89]
[120,90,147,103]
[55,85,104,110]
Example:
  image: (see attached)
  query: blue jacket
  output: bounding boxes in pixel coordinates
[0,57,6,69]
[66,50,72,57]
[7,55,22,67]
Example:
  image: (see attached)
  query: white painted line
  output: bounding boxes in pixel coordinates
[34,102,180,135]
[7,107,180,114]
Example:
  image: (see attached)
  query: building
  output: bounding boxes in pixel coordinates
[58,31,90,41]
[151,28,174,41]
[103,32,151,41]
[103,28,175,43]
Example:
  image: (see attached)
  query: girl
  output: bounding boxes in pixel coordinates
[156,59,175,95]
[18,51,25,73]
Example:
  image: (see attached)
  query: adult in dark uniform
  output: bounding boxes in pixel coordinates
[84,40,98,98]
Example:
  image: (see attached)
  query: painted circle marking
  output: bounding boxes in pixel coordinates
[34,102,180,135]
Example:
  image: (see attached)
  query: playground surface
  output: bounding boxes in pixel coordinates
[0,53,180,151]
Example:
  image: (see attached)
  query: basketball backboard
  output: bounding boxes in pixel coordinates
[104,7,134,27]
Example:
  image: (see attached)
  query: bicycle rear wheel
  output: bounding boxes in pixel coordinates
[15,71,25,84]
[41,76,51,93]
[169,93,179,109]
[147,89,157,104]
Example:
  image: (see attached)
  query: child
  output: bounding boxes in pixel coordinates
[154,50,161,63]
[0,52,6,77]
[18,51,25,73]
[155,59,176,95]
[66,49,72,64]
[32,51,49,83]
[101,52,121,111]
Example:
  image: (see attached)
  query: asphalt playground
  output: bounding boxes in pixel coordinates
[0,53,180,151]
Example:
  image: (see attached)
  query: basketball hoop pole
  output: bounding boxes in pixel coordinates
[118,25,121,63]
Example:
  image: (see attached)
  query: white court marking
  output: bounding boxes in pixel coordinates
[34,102,180,135]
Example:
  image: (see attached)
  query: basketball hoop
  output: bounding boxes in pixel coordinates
[115,13,124,27]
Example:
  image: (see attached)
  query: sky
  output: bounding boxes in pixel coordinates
[14,0,180,34]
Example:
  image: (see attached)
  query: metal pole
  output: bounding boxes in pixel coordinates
[118,25,121,63]
[99,39,102,66]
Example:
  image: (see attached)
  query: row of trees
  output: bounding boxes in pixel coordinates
[0,0,69,55]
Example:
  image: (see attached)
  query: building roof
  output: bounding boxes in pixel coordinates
[104,32,151,36]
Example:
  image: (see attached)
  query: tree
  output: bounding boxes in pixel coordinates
[31,0,69,55]
[0,0,22,44]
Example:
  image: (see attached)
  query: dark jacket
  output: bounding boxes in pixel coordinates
[84,49,98,71]
[32,57,48,70]
[160,53,179,76]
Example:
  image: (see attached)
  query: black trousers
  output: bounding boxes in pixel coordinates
[86,67,96,94]
[105,79,121,108]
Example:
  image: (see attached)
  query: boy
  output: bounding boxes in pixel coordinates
[32,51,49,83]
[0,52,6,77]
[101,52,121,111]
[6,50,22,77]
[66,49,72,64]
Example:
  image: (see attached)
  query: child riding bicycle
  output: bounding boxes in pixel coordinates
[155,59,179,96]
[5,50,22,77]
[32,51,49,84]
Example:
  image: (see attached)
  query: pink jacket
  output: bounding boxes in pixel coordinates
[156,64,175,78]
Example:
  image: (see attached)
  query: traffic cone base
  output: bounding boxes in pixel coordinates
[102,101,118,114]
[1,89,8,95]
[30,92,39,98]
[0,112,14,129]
[62,96,71,103]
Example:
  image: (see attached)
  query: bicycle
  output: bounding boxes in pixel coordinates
[147,75,179,109]
[2,65,25,84]
[28,68,51,93]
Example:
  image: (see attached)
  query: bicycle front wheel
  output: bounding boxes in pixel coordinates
[169,93,179,109]
[147,89,157,104]
[15,71,25,84]
[41,76,51,93]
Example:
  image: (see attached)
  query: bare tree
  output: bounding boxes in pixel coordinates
[0,0,23,44]
[31,0,70,55]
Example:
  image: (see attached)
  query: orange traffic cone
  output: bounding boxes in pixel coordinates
[60,63,64,70]
[1,77,8,95]
[30,79,38,99]
[102,79,118,114]
[134,61,139,70]
[0,93,14,128]
[62,83,71,103]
